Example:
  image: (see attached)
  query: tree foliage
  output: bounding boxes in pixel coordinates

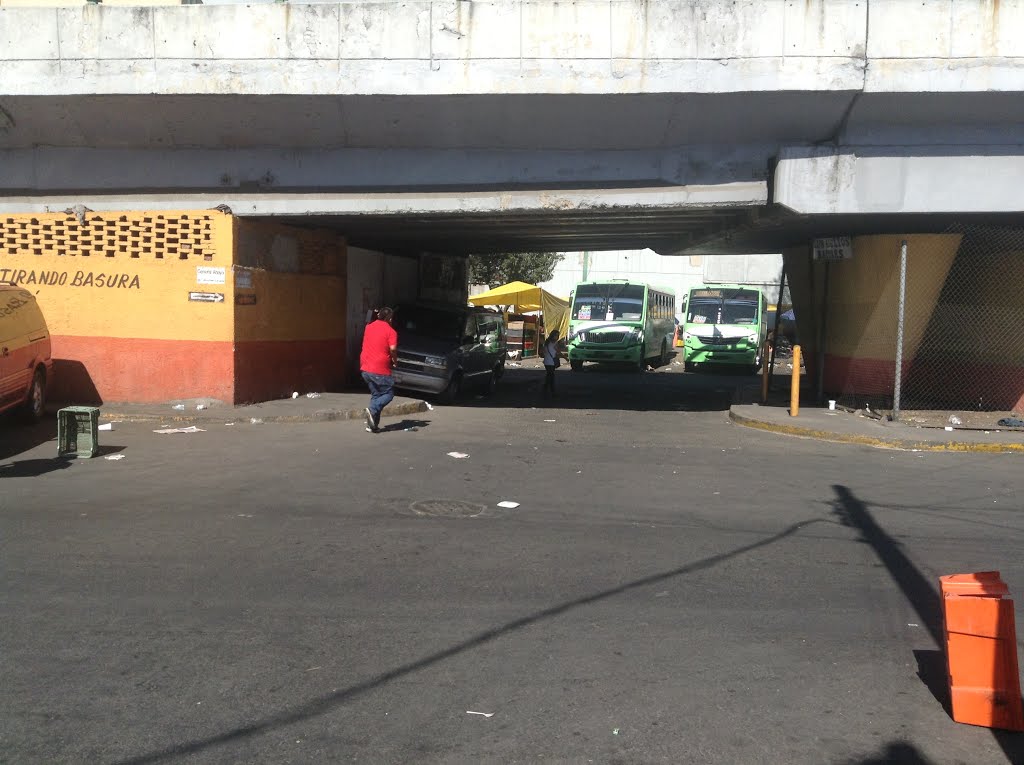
[468,252,564,287]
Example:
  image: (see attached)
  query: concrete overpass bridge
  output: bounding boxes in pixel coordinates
[1,0,1022,408]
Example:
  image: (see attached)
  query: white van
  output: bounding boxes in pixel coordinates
[0,284,53,421]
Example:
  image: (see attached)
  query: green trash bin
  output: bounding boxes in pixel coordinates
[57,406,100,459]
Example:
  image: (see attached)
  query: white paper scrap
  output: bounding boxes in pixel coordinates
[98,423,113,431]
[466,711,494,718]
[104,454,125,460]
[497,501,520,509]
[447,452,470,459]
[153,426,207,434]
[543,419,556,422]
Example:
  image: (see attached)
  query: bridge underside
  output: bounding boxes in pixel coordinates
[2,91,1024,255]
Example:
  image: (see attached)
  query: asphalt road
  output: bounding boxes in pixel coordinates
[2,363,1023,765]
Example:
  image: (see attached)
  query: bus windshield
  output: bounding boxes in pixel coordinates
[572,284,645,322]
[687,289,759,325]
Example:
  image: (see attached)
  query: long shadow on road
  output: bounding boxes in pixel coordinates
[447,365,758,413]
[113,517,827,764]
[831,485,1024,765]
[0,412,58,462]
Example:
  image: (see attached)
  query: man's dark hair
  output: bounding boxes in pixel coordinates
[377,306,394,322]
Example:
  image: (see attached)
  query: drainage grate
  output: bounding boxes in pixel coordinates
[409,499,487,518]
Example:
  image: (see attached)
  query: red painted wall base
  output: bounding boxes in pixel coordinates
[234,339,346,405]
[825,354,1024,410]
[50,335,234,404]
[49,336,347,405]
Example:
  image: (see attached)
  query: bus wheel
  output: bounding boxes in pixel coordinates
[684,361,695,373]
[750,348,763,375]
[570,360,583,372]
[659,341,669,367]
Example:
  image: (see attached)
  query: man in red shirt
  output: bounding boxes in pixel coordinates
[359,306,398,433]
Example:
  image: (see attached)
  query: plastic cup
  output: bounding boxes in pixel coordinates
[828,400,836,410]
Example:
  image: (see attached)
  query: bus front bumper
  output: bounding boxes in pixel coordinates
[568,345,643,364]
[684,347,758,365]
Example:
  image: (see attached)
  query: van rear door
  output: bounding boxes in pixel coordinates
[0,290,41,408]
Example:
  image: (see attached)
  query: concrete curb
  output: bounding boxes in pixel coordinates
[99,399,429,425]
[729,408,1024,454]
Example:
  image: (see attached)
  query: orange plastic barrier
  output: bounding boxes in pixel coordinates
[940,571,1024,731]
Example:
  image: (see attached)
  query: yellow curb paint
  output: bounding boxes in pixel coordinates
[729,410,1024,454]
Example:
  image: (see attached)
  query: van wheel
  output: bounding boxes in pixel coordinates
[482,368,497,396]
[24,368,46,422]
[439,373,463,404]
[570,360,583,372]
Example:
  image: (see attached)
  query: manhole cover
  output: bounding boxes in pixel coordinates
[409,499,487,518]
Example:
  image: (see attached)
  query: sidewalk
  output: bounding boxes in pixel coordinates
[94,392,429,425]
[730,403,1024,453]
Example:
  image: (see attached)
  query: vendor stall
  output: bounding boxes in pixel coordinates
[468,281,570,356]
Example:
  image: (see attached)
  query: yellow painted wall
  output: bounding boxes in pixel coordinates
[825,234,961,363]
[943,249,1024,364]
[231,219,348,401]
[232,219,346,343]
[233,270,346,343]
[0,210,235,342]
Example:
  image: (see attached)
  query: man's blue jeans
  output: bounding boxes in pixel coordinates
[362,371,395,422]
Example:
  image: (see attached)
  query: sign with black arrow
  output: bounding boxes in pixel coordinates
[189,292,225,303]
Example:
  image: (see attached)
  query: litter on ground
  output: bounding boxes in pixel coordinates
[306,392,321,398]
[466,711,494,718]
[98,423,114,431]
[425,402,434,411]
[172,404,185,410]
[497,501,520,509]
[104,454,125,460]
[447,452,470,459]
[153,426,206,434]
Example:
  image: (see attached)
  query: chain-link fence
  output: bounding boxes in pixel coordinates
[832,225,1024,426]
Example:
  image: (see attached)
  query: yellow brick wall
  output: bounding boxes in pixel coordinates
[0,210,235,342]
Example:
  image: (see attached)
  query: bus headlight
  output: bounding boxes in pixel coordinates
[629,328,644,343]
[683,331,692,342]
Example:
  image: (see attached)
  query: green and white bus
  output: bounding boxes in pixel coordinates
[566,280,676,371]
[680,284,767,374]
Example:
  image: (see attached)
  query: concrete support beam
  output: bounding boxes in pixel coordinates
[0,183,768,217]
[0,146,771,194]
[774,146,1024,215]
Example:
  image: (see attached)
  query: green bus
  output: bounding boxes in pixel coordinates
[566,280,676,372]
[680,284,767,374]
